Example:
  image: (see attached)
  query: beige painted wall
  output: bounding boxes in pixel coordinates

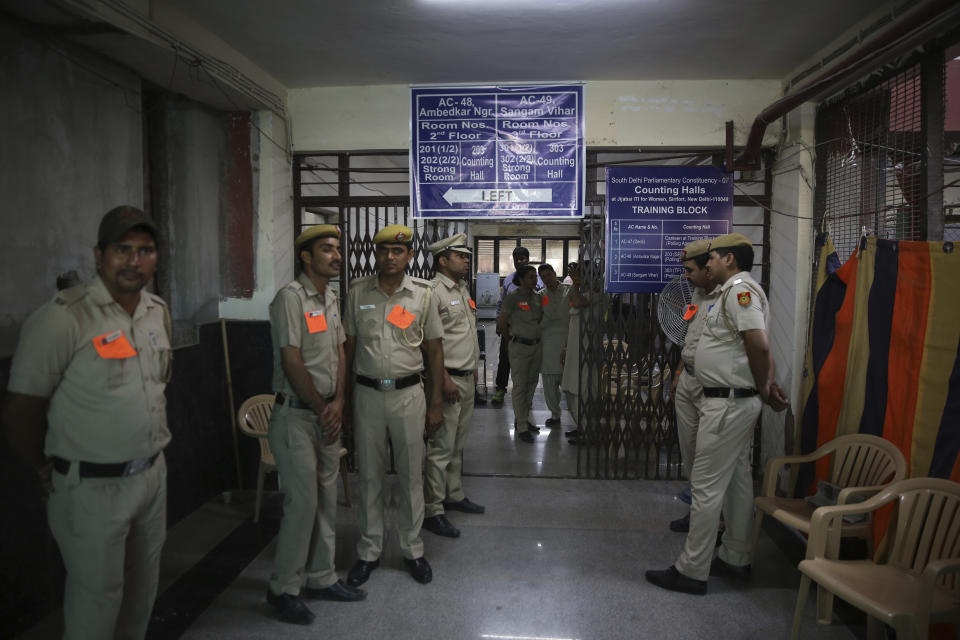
[288,80,783,151]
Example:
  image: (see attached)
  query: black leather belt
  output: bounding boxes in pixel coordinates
[445,368,472,377]
[510,336,540,346]
[702,387,758,398]
[275,392,334,410]
[52,453,159,478]
[356,374,421,391]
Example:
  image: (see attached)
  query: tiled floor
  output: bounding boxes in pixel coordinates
[19,320,863,639]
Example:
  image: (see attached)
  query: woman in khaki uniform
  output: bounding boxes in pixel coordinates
[497,264,543,443]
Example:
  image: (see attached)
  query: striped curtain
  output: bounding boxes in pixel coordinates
[798,234,960,492]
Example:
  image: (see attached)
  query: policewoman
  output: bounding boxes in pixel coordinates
[497,263,543,443]
[265,224,365,625]
[647,232,787,595]
[422,233,484,540]
[3,207,171,639]
[343,224,445,587]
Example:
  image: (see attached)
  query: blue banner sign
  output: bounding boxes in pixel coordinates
[411,85,584,219]
[605,166,733,293]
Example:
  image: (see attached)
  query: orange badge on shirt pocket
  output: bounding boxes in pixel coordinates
[541,296,549,307]
[517,301,531,311]
[304,310,328,333]
[682,304,698,321]
[468,298,476,310]
[387,304,416,329]
[737,291,752,307]
[92,329,137,359]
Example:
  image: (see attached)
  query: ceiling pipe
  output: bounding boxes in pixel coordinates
[732,0,960,170]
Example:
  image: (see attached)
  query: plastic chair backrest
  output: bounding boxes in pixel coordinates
[237,394,276,463]
[884,478,960,585]
[826,433,906,489]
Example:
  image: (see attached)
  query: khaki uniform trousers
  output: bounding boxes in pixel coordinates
[675,395,760,581]
[542,373,563,421]
[268,405,341,595]
[508,341,541,432]
[48,453,167,640]
[353,382,425,560]
[674,369,705,479]
[424,373,475,517]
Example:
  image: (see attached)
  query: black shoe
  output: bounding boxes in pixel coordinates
[545,417,561,427]
[517,430,535,443]
[266,589,315,625]
[346,559,379,587]
[444,497,485,514]
[565,429,579,437]
[302,579,366,601]
[670,513,690,532]
[644,566,707,595]
[710,557,752,580]
[526,421,541,433]
[567,436,583,445]
[423,514,460,538]
[404,557,433,584]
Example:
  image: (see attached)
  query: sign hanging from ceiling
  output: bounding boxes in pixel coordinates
[605,166,733,294]
[411,84,584,219]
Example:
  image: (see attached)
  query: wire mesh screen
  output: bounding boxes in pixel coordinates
[946,44,960,242]
[816,64,928,260]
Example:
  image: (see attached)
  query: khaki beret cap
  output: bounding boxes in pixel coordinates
[708,233,752,251]
[427,232,471,256]
[681,239,710,261]
[295,224,341,248]
[373,224,414,245]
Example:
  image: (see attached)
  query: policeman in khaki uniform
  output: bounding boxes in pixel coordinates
[343,224,445,587]
[537,263,572,429]
[668,238,720,533]
[422,233,485,540]
[497,264,543,443]
[265,225,365,626]
[647,233,788,595]
[2,207,171,639]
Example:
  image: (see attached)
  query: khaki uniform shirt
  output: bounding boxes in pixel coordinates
[695,271,769,389]
[8,277,172,463]
[681,284,721,368]
[270,273,346,398]
[430,272,479,371]
[539,283,572,374]
[345,274,443,378]
[502,288,543,340]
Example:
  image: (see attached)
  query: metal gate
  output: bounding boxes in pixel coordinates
[574,151,772,479]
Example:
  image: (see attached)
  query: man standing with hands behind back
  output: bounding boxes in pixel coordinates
[646,232,788,595]
[265,225,365,626]
[2,206,171,639]
[422,233,485,540]
[344,225,445,587]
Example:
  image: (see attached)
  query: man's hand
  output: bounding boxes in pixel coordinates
[37,460,53,498]
[426,404,443,436]
[670,370,681,397]
[320,398,344,444]
[766,383,790,412]
[443,373,460,404]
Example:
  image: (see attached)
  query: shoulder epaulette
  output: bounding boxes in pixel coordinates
[145,291,169,307]
[53,282,88,306]
[409,276,432,287]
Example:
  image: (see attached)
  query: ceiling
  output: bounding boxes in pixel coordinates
[158,0,885,88]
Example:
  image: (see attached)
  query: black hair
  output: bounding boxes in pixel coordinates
[516,264,536,281]
[713,244,754,272]
[512,246,530,259]
[538,263,555,274]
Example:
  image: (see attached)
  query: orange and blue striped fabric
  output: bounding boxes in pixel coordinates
[798,234,960,492]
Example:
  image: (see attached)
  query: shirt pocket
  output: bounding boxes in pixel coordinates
[358,306,380,339]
